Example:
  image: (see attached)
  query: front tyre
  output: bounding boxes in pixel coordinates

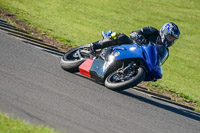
[105,67,146,91]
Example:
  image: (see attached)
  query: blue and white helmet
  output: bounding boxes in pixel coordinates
[160,22,180,47]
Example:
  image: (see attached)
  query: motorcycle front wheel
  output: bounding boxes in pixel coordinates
[105,67,146,91]
[60,44,91,72]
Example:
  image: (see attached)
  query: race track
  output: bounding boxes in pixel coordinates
[0,28,200,133]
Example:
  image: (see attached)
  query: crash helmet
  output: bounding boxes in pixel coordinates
[160,22,180,47]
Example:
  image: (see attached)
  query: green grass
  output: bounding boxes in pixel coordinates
[0,112,59,133]
[0,0,199,106]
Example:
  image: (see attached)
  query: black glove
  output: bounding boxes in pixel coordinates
[130,32,147,45]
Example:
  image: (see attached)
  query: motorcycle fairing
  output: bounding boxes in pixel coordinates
[79,42,163,82]
[79,58,94,78]
[112,44,144,61]
[89,58,105,82]
[90,55,121,82]
[142,45,163,80]
[112,43,163,80]
[79,57,117,82]
[143,45,162,81]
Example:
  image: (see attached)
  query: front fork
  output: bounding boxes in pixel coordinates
[119,62,139,73]
[116,61,140,81]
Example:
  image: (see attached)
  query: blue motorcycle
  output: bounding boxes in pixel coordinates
[60,32,169,91]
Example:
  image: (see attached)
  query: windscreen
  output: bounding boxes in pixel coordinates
[155,44,169,65]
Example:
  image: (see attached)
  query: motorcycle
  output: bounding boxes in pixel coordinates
[60,32,169,91]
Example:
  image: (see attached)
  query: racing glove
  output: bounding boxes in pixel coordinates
[130,32,147,45]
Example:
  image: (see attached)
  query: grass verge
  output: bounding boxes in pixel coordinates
[0,112,60,133]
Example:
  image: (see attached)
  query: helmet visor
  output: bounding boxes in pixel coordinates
[165,34,177,47]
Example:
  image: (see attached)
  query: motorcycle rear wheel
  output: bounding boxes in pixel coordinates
[105,67,146,91]
[60,44,91,72]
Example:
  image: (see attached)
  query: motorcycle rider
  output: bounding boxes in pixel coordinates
[91,22,180,64]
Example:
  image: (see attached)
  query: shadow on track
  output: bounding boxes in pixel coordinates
[119,90,200,122]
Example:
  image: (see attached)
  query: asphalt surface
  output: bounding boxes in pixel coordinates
[0,30,200,133]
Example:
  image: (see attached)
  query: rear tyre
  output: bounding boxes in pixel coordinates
[60,44,91,72]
